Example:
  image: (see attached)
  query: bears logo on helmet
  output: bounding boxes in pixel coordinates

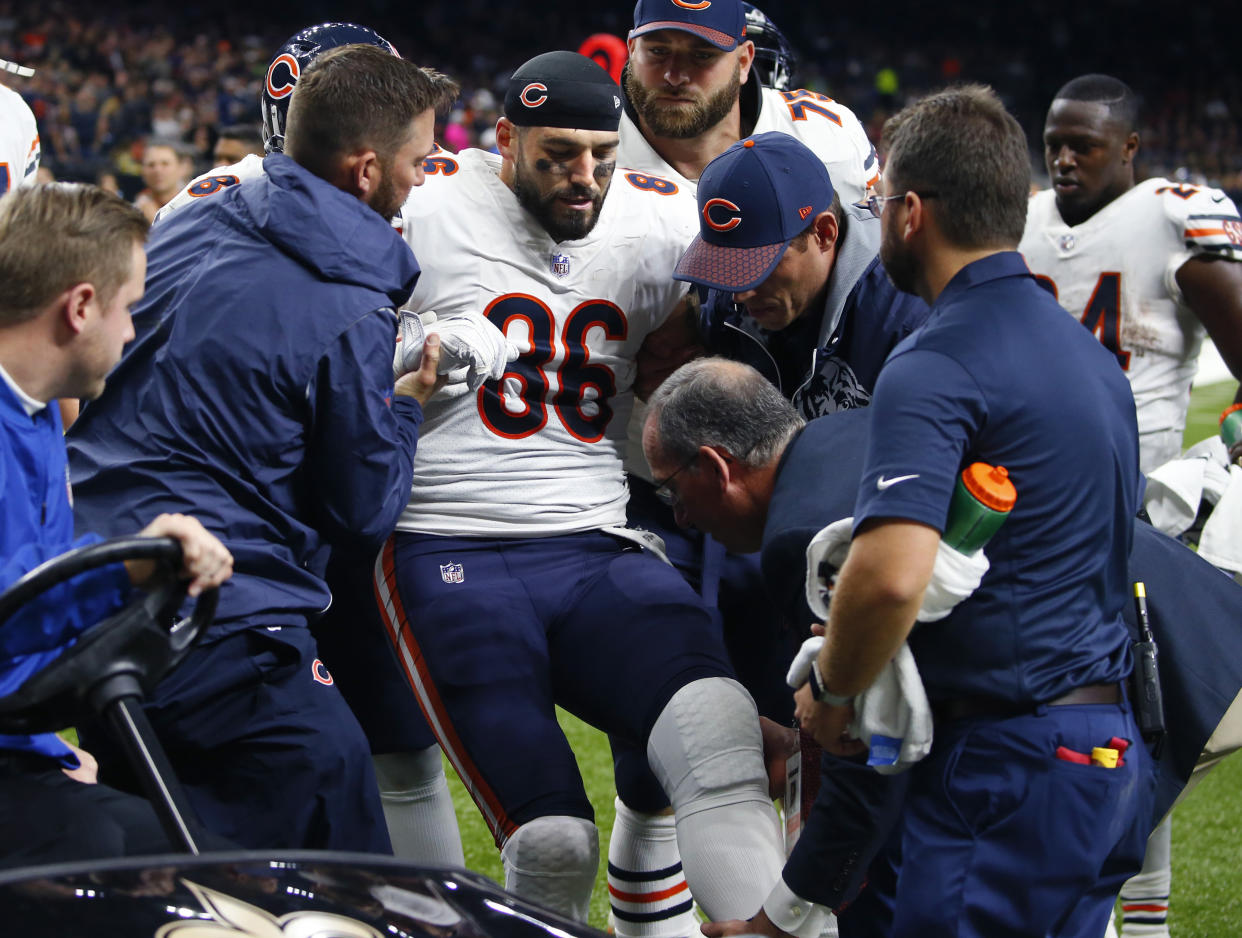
[261,22,399,154]
[741,3,798,92]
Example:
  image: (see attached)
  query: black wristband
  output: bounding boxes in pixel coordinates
[809,659,852,706]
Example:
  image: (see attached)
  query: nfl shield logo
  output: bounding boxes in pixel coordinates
[440,562,465,584]
[1059,233,1076,251]
[551,253,571,278]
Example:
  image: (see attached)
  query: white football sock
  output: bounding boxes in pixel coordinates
[373,747,465,866]
[608,798,698,938]
[1119,815,1171,938]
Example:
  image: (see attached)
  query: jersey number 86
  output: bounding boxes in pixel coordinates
[479,294,628,443]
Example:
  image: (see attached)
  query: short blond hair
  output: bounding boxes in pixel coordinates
[0,183,148,325]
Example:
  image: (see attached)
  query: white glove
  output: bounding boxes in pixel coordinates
[427,312,519,391]
[393,309,435,379]
[786,635,825,690]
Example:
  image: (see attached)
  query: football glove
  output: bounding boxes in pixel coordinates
[393,309,435,379]
[427,312,519,392]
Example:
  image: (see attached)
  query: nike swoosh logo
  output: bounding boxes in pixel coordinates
[876,473,920,491]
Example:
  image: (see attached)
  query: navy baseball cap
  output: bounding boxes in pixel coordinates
[630,0,747,52]
[675,132,835,292]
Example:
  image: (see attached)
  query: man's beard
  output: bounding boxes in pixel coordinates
[879,215,919,296]
[625,63,741,140]
[368,158,405,222]
[513,169,606,243]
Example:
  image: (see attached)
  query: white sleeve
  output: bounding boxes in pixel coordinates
[1162,183,1242,301]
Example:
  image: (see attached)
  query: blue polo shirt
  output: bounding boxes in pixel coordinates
[854,251,1140,704]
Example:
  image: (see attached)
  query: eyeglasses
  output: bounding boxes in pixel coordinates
[652,452,699,506]
[863,190,939,218]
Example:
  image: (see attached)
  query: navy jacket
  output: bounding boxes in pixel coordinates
[0,381,129,763]
[69,155,423,636]
[699,209,929,419]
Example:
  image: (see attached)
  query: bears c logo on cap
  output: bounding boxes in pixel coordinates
[672,0,713,9]
[520,82,549,107]
[265,53,299,99]
[703,197,742,232]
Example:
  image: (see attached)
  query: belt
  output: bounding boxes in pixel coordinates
[932,682,1122,724]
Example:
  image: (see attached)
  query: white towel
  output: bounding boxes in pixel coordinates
[1144,436,1242,574]
[1198,463,1242,575]
[1144,436,1231,536]
[799,519,989,772]
[917,538,990,622]
[848,643,933,774]
[803,518,854,619]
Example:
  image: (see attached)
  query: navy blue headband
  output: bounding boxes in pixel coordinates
[504,51,622,132]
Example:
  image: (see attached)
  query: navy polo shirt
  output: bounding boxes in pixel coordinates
[854,252,1140,704]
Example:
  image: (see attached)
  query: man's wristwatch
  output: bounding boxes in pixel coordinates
[807,659,852,706]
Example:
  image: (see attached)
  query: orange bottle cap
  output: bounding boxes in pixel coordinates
[960,463,1017,512]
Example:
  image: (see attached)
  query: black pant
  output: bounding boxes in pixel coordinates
[0,752,176,869]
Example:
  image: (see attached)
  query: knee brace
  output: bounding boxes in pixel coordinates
[644,678,784,921]
[501,815,599,922]
[646,677,771,816]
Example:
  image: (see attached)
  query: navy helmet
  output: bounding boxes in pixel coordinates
[742,3,797,91]
[261,22,399,153]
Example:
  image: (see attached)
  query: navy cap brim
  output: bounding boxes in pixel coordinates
[673,234,791,292]
[628,21,739,52]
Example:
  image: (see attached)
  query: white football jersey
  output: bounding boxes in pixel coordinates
[0,83,39,193]
[155,153,266,223]
[395,148,698,536]
[618,85,880,208]
[1021,178,1242,471]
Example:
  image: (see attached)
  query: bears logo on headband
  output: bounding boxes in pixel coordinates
[520,83,549,108]
[503,51,622,132]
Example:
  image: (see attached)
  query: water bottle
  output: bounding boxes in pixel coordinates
[942,463,1017,554]
[1220,403,1242,448]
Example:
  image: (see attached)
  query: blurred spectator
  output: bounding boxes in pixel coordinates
[95,168,122,196]
[133,140,190,222]
[441,112,469,153]
[212,123,263,167]
[0,2,1236,197]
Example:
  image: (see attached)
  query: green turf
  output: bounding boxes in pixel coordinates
[1184,380,1237,448]
[1166,751,1242,936]
[444,379,1242,933]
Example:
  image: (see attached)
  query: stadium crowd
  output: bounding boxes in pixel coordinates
[2,3,1241,938]
[3,0,1240,198]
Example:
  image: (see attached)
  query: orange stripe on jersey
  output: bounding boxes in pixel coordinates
[1185,227,1227,237]
[1122,904,1169,913]
[372,537,519,846]
[26,134,38,160]
[608,881,691,903]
